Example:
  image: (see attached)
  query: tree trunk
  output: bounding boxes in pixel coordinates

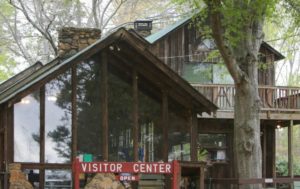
[234,59,262,189]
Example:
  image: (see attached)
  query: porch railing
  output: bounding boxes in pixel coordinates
[191,84,300,112]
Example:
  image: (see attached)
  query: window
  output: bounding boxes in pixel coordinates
[140,122,154,162]
[108,71,133,161]
[45,170,72,189]
[14,91,40,162]
[182,63,212,84]
[212,64,234,84]
[168,112,190,161]
[198,134,227,162]
[183,62,234,85]
[77,59,103,160]
[45,71,72,163]
[138,81,161,162]
[170,143,190,161]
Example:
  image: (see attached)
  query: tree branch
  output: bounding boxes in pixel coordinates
[92,0,100,28]
[102,0,127,30]
[0,9,34,63]
[10,0,58,55]
[205,0,244,84]
[100,0,113,28]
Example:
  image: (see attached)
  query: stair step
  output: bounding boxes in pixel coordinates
[138,175,165,189]
[139,174,164,180]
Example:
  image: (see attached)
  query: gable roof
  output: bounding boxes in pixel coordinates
[146,15,285,61]
[0,28,217,114]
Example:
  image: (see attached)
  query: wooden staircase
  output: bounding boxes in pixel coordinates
[138,174,165,189]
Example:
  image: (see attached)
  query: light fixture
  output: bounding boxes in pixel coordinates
[276,121,282,129]
[47,96,57,102]
[20,99,30,104]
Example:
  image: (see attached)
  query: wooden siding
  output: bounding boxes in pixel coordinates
[149,25,188,76]
[149,24,277,86]
[258,46,276,86]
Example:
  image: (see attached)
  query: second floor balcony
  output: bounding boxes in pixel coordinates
[192,84,300,116]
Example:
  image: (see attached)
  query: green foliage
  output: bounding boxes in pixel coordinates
[276,158,300,176]
[0,0,14,16]
[0,53,16,82]
[205,49,222,63]
[276,158,288,176]
[174,0,279,49]
[197,148,208,161]
[288,75,300,86]
[0,0,16,81]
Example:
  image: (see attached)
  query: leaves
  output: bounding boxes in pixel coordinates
[0,52,16,81]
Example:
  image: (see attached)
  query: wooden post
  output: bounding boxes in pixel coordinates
[0,106,3,188]
[271,125,276,179]
[264,125,276,188]
[7,106,13,164]
[73,158,80,189]
[200,166,205,189]
[132,69,139,162]
[288,120,294,178]
[40,87,45,189]
[189,111,198,161]
[262,126,267,178]
[71,66,78,189]
[3,104,8,189]
[39,169,45,189]
[101,50,109,161]
[162,91,169,162]
[40,87,45,164]
[71,65,78,161]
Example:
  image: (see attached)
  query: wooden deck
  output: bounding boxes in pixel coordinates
[192,84,300,119]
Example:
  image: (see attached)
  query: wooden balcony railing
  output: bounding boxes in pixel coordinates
[192,84,300,112]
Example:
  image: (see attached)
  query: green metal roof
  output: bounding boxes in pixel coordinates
[146,15,192,44]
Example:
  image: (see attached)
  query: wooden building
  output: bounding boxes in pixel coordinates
[0,15,300,189]
[145,16,300,188]
[0,27,218,188]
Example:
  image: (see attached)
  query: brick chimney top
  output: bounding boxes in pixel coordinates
[58,27,101,58]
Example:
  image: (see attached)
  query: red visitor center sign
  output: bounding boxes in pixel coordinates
[79,162,172,174]
[73,159,180,189]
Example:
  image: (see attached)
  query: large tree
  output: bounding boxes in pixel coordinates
[173,0,299,188]
[205,2,266,188]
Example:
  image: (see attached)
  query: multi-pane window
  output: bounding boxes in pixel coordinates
[198,134,227,162]
[77,59,103,160]
[45,70,72,163]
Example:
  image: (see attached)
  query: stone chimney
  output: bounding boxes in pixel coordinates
[134,20,153,38]
[58,27,101,58]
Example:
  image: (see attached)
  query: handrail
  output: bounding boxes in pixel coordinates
[205,177,300,184]
[192,83,300,90]
[191,84,300,111]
